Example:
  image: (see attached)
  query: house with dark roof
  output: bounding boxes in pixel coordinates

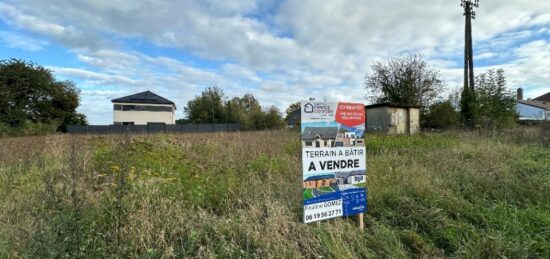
[303,174,336,189]
[516,88,550,121]
[111,91,176,125]
[301,127,338,148]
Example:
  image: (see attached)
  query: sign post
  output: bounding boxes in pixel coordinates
[301,101,367,226]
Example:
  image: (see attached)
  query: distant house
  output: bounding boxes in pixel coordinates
[516,88,550,121]
[302,127,338,148]
[112,91,176,125]
[286,109,300,128]
[334,132,364,147]
[303,174,337,189]
[365,103,420,134]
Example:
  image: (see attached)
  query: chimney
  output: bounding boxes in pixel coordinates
[517,88,523,100]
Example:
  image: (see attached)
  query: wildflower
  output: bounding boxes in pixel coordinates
[110,165,121,173]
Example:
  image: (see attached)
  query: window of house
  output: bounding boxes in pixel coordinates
[122,122,134,125]
[122,105,136,111]
[119,105,173,112]
[305,141,312,146]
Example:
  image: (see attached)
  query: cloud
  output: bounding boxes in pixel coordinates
[222,64,262,83]
[505,40,550,96]
[0,30,48,51]
[0,1,104,50]
[48,66,140,88]
[0,0,548,123]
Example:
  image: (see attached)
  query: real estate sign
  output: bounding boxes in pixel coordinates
[301,101,367,223]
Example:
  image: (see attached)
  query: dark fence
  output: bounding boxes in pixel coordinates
[67,123,241,134]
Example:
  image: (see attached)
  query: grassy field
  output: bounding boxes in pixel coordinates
[0,128,549,258]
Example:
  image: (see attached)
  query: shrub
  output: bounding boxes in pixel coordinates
[424,101,460,129]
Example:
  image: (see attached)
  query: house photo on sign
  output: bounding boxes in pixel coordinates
[301,101,367,223]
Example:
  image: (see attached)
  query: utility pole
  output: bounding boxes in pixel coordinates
[460,0,479,128]
[461,0,479,91]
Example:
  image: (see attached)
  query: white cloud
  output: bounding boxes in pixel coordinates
[48,66,139,85]
[0,2,96,50]
[222,64,262,83]
[0,0,548,123]
[0,30,48,51]
[505,40,550,96]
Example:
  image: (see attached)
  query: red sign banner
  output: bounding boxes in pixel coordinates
[335,102,365,127]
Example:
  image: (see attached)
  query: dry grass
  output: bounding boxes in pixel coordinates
[0,128,549,258]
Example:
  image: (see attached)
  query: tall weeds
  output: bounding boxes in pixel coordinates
[0,128,548,258]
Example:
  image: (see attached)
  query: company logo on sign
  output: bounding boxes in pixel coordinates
[310,103,333,114]
[304,103,314,113]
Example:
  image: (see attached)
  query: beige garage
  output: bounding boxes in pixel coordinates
[365,103,420,134]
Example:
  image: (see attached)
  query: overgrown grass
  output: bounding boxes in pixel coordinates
[0,128,548,258]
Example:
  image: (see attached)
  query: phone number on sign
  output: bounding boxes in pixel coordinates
[305,209,342,222]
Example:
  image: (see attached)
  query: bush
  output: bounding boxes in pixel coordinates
[0,121,57,137]
[424,101,460,129]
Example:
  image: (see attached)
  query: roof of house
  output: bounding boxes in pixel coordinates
[365,102,421,109]
[518,99,550,110]
[302,127,338,140]
[112,91,175,107]
[304,174,335,181]
[533,92,550,102]
[335,171,365,178]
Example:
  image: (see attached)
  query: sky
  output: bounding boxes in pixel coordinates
[0,0,549,124]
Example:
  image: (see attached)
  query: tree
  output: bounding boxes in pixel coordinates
[475,69,517,128]
[239,94,261,114]
[365,54,444,110]
[223,94,262,129]
[184,86,226,123]
[284,101,301,129]
[224,97,246,124]
[0,59,87,132]
[460,86,478,128]
[285,102,300,119]
[183,89,286,130]
[424,100,460,129]
[263,106,285,129]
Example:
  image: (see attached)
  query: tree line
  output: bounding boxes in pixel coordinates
[180,86,286,130]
